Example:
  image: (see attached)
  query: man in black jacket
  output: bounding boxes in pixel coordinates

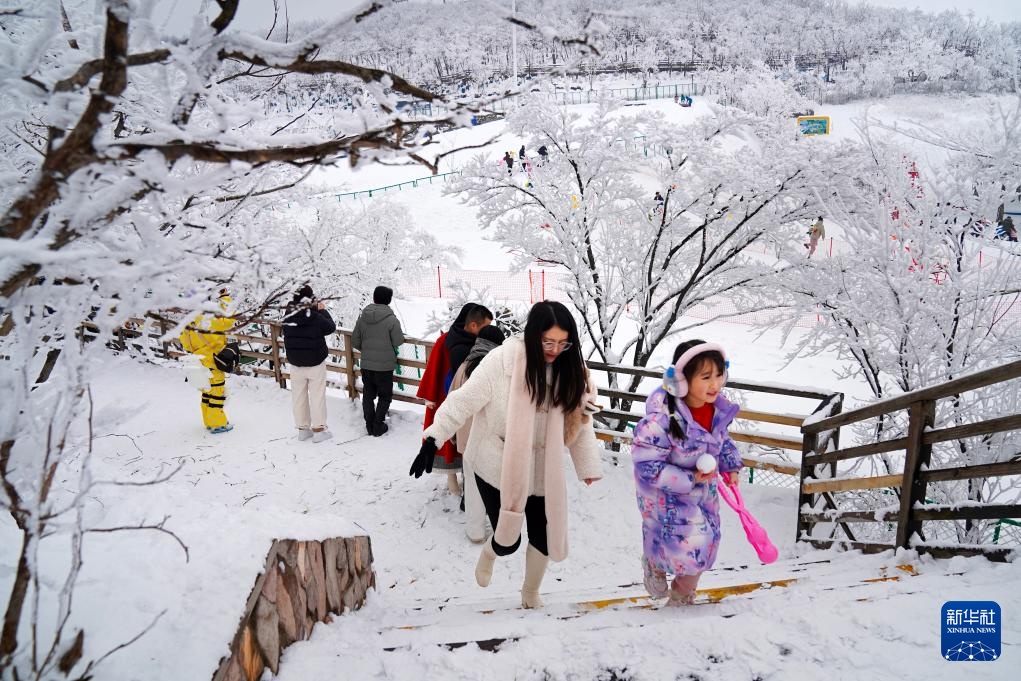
[352,286,405,436]
[444,304,494,384]
[282,285,337,442]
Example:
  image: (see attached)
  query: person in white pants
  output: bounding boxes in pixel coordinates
[290,362,329,436]
[282,285,337,442]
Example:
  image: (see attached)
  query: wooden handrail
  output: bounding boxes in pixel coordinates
[794,355,1021,561]
[918,459,1021,484]
[586,360,837,400]
[802,473,903,494]
[803,437,910,466]
[803,359,1021,434]
[87,317,835,476]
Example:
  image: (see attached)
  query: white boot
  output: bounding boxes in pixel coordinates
[475,541,497,587]
[520,545,549,609]
[463,461,489,543]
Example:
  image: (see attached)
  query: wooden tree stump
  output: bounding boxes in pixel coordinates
[211,536,376,681]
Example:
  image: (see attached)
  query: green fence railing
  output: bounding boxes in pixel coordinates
[992,518,1021,545]
[328,171,463,201]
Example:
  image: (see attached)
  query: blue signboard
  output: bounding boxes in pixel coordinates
[797,116,831,136]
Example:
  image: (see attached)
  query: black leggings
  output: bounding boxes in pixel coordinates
[475,474,548,557]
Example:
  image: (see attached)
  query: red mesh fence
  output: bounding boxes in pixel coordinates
[400,237,1020,329]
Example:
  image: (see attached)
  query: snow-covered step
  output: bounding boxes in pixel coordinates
[376,564,925,651]
[375,563,927,653]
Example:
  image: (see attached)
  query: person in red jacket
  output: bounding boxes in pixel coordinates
[417,303,477,494]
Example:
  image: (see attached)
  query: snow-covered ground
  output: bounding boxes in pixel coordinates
[0,353,1015,680]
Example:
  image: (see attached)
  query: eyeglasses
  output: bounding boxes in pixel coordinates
[541,339,573,352]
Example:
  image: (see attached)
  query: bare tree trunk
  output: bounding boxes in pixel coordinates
[0,528,29,666]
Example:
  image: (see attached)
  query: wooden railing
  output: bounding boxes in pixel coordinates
[582,361,841,481]
[88,317,838,480]
[799,359,1021,562]
[85,316,1020,559]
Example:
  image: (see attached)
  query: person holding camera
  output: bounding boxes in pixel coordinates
[282,284,337,442]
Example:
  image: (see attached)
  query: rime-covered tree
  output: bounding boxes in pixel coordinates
[448,98,837,412]
[773,95,1021,545]
[0,2,599,676]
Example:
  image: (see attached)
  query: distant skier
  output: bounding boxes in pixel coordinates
[537,145,548,164]
[997,215,1016,242]
[806,216,825,258]
[503,150,514,174]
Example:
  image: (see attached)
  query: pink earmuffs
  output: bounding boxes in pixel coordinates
[662,342,729,398]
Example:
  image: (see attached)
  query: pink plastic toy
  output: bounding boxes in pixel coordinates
[717,478,779,564]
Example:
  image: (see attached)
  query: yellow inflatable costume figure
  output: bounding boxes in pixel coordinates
[180,290,235,433]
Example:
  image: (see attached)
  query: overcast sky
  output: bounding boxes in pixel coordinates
[866,0,1019,23]
[158,0,1020,34]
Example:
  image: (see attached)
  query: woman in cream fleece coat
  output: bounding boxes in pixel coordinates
[412,301,603,608]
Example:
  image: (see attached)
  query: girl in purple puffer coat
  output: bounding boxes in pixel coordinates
[631,340,743,605]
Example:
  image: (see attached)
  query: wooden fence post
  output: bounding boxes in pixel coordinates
[268,322,286,389]
[158,316,170,358]
[896,399,936,549]
[828,393,844,488]
[342,330,358,400]
[796,431,819,544]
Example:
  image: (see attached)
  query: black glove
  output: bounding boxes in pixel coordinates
[409,437,437,478]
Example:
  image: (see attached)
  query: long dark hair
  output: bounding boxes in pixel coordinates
[666,339,727,440]
[522,301,586,412]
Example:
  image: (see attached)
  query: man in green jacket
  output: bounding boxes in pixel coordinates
[352,286,405,436]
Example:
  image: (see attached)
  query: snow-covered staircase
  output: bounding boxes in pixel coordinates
[374,557,922,652]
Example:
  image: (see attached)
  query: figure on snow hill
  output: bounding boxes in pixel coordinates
[352,285,405,437]
[519,145,526,160]
[537,145,548,164]
[449,324,507,542]
[179,289,236,434]
[997,215,1017,242]
[503,151,515,174]
[806,216,825,258]
[282,284,337,443]
[631,340,743,606]
[410,301,604,609]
